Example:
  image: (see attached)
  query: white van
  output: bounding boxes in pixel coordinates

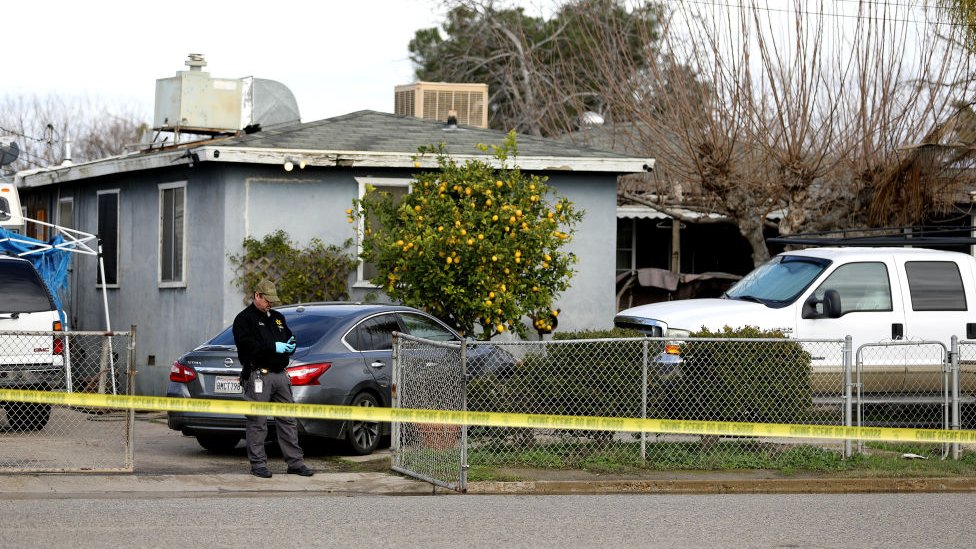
[614,246,976,392]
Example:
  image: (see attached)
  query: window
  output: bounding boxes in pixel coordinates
[348,314,400,351]
[57,197,73,229]
[905,261,966,311]
[354,177,412,286]
[811,262,891,315]
[97,190,119,286]
[616,219,635,275]
[400,312,457,341]
[159,183,186,286]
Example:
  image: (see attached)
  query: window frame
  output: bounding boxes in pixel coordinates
[96,189,120,288]
[353,177,413,288]
[158,181,188,288]
[811,261,892,315]
[57,197,74,229]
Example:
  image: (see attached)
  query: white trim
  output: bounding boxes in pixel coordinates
[96,189,120,289]
[14,146,654,188]
[157,181,188,288]
[353,176,413,287]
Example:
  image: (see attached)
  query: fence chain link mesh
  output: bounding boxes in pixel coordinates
[392,334,465,491]
[393,335,853,490]
[0,330,134,473]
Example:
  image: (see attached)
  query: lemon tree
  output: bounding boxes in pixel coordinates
[350,132,582,340]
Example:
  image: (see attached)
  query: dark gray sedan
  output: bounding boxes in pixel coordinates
[167,302,514,454]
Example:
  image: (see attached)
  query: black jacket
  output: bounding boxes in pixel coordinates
[232,303,294,380]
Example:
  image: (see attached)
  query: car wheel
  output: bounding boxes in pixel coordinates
[3,402,51,431]
[195,434,242,453]
[346,392,381,455]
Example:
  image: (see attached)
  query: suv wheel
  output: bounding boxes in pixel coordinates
[195,434,242,453]
[346,392,380,455]
[3,402,51,431]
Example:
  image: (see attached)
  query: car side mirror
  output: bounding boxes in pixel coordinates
[802,289,842,319]
[822,289,842,318]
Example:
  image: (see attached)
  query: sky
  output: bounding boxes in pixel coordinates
[3,0,457,123]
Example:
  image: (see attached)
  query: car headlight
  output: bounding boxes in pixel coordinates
[666,328,691,338]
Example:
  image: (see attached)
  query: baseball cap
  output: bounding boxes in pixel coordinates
[255,278,282,305]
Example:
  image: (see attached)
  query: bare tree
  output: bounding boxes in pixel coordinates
[0,94,149,177]
[556,0,976,266]
[411,0,660,136]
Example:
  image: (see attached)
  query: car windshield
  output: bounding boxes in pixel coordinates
[725,255,831,305]
[206,311,337,347]
[0,260,55,313]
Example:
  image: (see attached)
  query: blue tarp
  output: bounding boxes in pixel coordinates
[0,227,71,328]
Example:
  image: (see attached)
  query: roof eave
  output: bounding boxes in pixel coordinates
[199,146,654,173]
[15,147,654,188]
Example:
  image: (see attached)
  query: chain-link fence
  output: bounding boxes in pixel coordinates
[393,334,976,491]
[0,330,134,473]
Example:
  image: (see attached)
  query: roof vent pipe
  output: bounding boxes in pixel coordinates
[185,53,207,71]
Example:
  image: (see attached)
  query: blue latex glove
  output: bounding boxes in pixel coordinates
[275,341,296,353]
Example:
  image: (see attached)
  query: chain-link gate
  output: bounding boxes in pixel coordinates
[0,329,135,472]
[391,333,466,491]
[393,334,851,492]
[854,341,950,457]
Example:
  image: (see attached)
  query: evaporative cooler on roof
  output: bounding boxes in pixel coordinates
[394,82,489,128]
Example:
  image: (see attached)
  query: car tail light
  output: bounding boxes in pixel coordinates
[52,320,64,355]
[170,360,197,383]
[287,362,331,386]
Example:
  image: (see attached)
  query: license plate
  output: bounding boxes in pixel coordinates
[214,375,242,394]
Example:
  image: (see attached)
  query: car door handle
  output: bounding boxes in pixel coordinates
[370,361,385,368]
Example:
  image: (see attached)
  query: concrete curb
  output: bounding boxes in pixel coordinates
[0,472,444,498]
[467,477,976,495]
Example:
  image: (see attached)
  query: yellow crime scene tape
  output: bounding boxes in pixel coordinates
[2,388,976,444]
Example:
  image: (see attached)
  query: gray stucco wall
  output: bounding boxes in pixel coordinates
[36,163,618,396]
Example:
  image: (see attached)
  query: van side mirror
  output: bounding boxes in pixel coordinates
[802,289,842,319]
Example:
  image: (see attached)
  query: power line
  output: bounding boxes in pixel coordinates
[678,0,971,28]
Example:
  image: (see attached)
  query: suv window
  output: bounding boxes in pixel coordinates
[349,314,400,351]
[812,262,892,315]
[0,259,55,313]
[399,312,457,342]
[905,261,967,311]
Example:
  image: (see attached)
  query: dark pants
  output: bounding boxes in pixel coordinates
[243,370,306,470]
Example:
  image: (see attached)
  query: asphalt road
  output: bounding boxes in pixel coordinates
[4,492,976,548]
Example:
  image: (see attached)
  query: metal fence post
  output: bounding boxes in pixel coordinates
[126,325,136,470]
[391,333,401,464]
[844,335,853,459]
[641,339,648,463]
[460,338,468,492]
[951,336,961,460]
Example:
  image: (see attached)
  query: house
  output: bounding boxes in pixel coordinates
[14,110,655,396]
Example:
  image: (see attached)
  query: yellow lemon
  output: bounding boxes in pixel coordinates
[496,324,505,333]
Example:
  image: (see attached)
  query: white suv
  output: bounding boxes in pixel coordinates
[0,255,64,430]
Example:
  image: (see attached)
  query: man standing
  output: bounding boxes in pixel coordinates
[232,278,314,478]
